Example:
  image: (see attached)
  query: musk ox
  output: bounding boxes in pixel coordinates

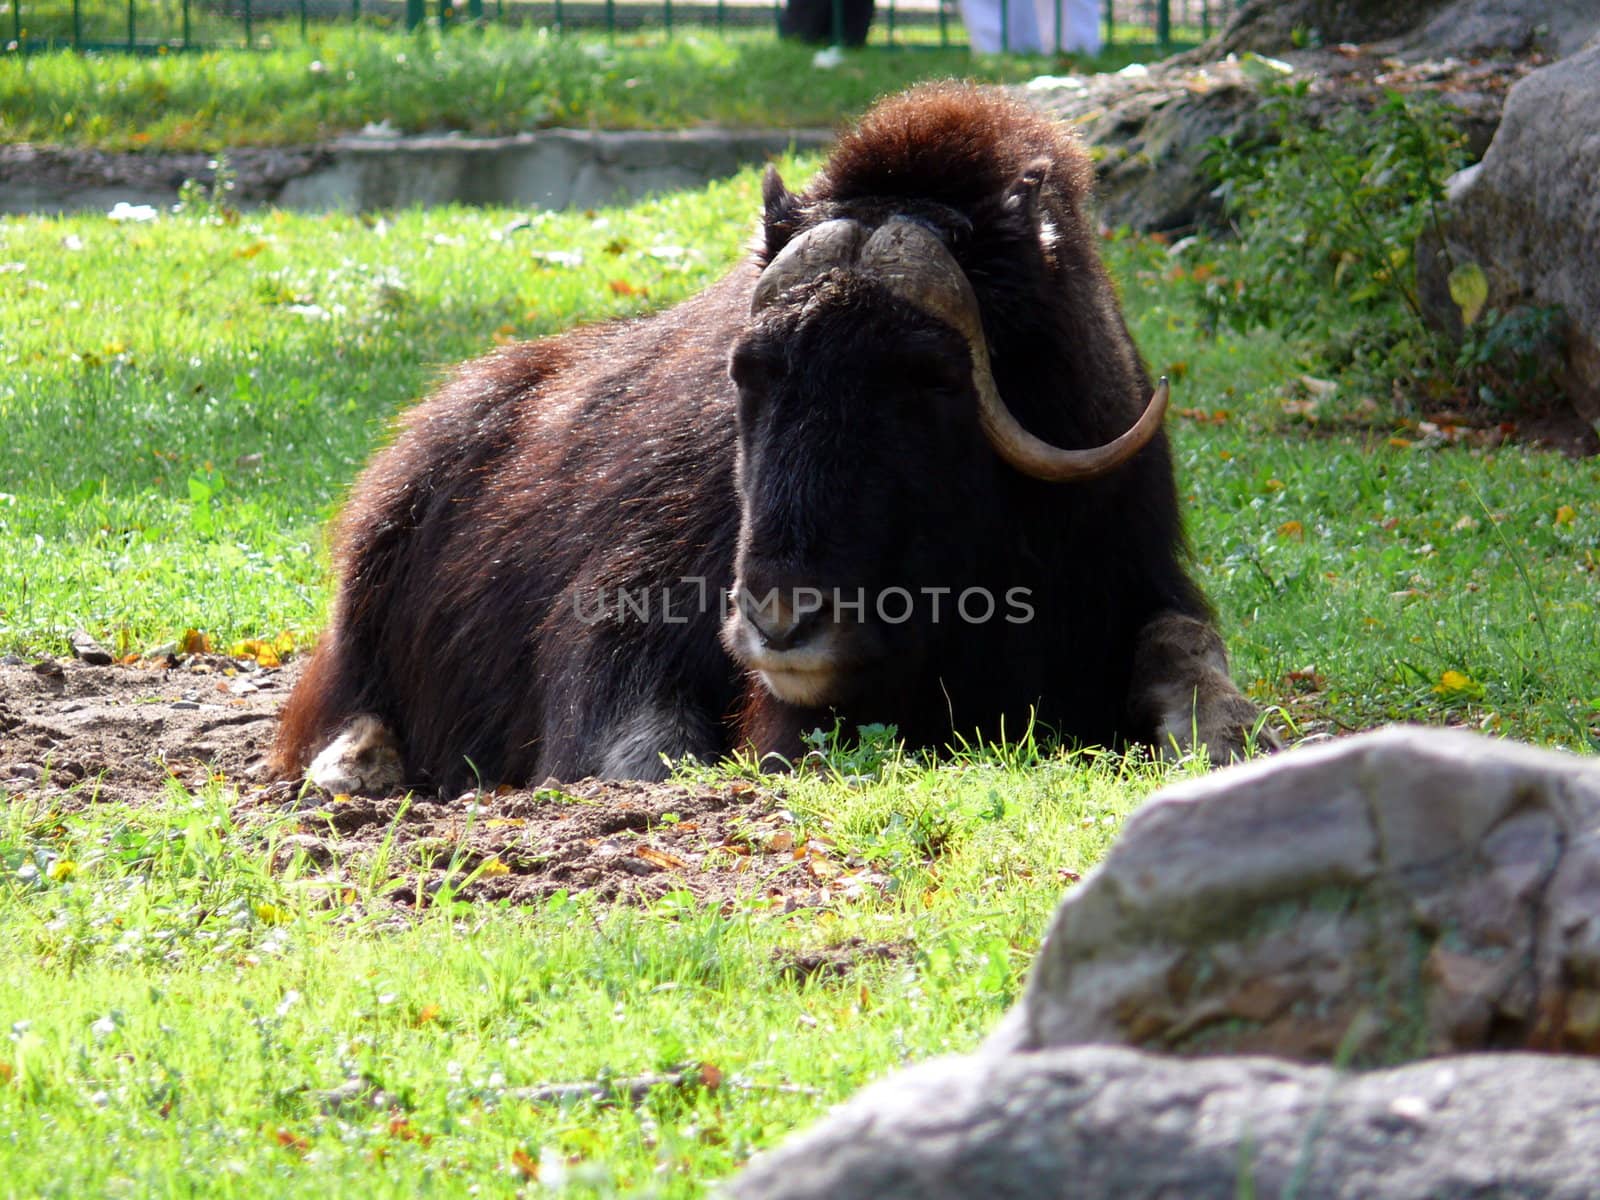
[275,83,1273,794]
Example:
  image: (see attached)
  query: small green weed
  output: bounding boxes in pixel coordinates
[1203,87,1469,374]
[1196,85,1585,425]
[1454,302,1568,412]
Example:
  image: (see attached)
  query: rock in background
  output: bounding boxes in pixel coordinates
[1395,0,1599,59]
[724,728,1600,1198]
[1204,0,1596,59]
[1416,39,1600,433]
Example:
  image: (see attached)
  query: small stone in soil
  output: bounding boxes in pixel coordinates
[69,629,115,666]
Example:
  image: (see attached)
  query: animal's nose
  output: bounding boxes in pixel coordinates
[736,580,827,652]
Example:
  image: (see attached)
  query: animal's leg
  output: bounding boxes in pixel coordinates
[592,699,724,781]
[305,715,406,795]
[1128,612,1280,763]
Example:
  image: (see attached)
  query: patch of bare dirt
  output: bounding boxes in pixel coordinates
[0,654,289,804]
[0,657,892,910]
[248,775,885,910]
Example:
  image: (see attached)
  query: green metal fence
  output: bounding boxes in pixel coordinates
[3,0,1232,54]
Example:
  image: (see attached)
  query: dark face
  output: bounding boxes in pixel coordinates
[721,271,996,709]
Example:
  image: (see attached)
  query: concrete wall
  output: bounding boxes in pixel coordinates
[1,127,833,215]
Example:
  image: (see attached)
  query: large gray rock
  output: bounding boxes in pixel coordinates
[1024,60,1268,234]
[1204,0,1598,59]
[1205,0,1449,57]
[995,727,1600,1062]
[1396,0,1599,59]
[1416,43,1600,432]
[724,1045,1600,1199]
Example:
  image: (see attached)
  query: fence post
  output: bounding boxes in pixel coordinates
[1156,0,1170,48]
[406,0,424,30]
[72,0,81,48]
[299,0,308,39]
[243,0,253,46]
[998,0,1007,51]
[467,0,482,19]
[182,0,191,46]
[126,0,134,49]
[829,0,841,44]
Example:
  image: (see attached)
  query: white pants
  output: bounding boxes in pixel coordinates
[961,0,1101,53]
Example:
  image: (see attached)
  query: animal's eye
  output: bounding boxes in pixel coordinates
[728,344,782,392]
[896,350,971,397]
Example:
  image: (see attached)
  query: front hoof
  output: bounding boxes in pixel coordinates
[306,715,405,795]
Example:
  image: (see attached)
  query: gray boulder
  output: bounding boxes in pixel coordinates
[1416,41,1600,432]
[1397,0,1600,59]
[1204,0,1450,57]
[995,726,1600,1062]
[724,1045,1600,1199]
[1203,0,1598,59]
[1024,60,1269,234]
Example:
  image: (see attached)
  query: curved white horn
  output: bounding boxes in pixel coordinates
[859,218,1168,483]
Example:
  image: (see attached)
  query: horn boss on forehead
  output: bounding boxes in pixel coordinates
[756,215,1170,484]
[274,82,1272,795]
[751,218,868,314]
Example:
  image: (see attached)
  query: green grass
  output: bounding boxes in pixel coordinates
[0,26,1075,150]
[1,739,1186,1197]
[0,164,778,650]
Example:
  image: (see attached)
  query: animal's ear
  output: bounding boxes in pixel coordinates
[761,166,803,258]
[1002,157,1053,218]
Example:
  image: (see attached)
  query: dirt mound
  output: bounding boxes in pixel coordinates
[0,657,888,910]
